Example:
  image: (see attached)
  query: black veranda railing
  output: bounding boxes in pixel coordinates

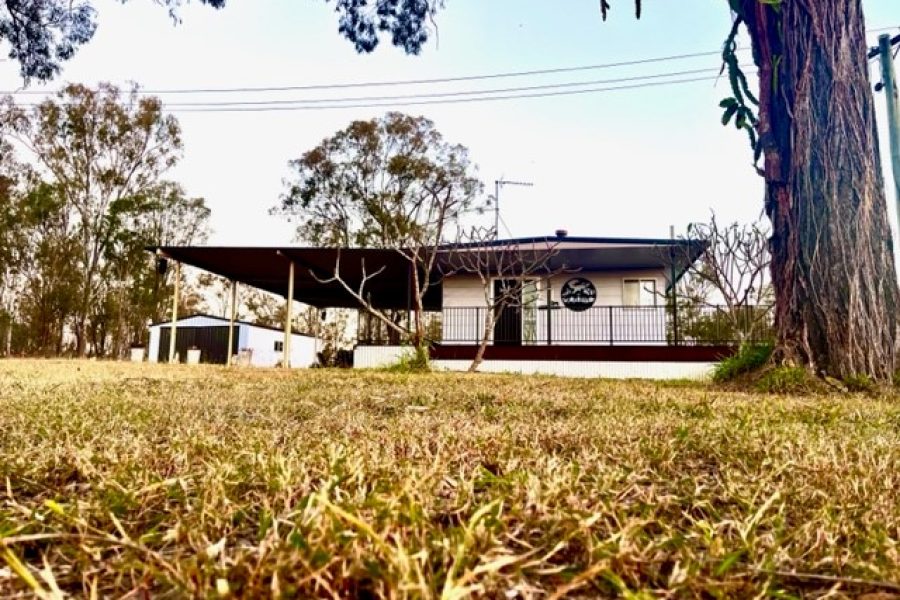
[358,304,774,346]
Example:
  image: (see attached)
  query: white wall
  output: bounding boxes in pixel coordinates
[148,327,160,362]
[433,360,714,380]
[243,326,316,368]
[354,345,408,368]
[441,270,669,345]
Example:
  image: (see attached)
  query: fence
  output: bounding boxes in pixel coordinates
[359,304,774,346]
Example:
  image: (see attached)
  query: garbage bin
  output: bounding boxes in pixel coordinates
[186,348,201,365]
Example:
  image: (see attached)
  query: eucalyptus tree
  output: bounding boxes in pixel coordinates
[0,83,184,355]
[277,112,485,351]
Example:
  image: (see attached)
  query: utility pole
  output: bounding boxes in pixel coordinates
[493,179,533,239]
[875,34,900,243]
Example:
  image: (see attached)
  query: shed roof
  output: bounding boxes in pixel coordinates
[149,313,310,336]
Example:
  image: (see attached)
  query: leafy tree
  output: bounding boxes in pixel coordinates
[277,112,485,352]
[11,181,82,355]
[0,145,28,354]
[0,0,224,81]
[105,181,211,353]
[0,0,417,82]
[1,83,183,355]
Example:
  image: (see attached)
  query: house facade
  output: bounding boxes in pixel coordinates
[147,234,761,379]
[440,269,669,347]
[353,235,733,378]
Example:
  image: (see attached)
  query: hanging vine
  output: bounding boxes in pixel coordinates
[719,14,765,167]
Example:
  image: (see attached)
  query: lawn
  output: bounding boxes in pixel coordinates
[1,360,899,599]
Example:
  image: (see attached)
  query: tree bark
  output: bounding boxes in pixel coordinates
[740,0,899,380]
[468,310,497,373]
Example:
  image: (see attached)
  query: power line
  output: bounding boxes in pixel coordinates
[168,74,753,113]
[3,49,749,97]
[2,24,896,98]
[161,66,746,107]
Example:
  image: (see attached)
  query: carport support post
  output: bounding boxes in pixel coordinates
[227,280,237,366]
[283,261,295,368]
[168,261,181,364]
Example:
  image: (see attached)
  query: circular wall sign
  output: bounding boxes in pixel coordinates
[560,277,597,312]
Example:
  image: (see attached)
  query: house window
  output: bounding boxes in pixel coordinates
[274,340,284,352]
[623,279,657,306]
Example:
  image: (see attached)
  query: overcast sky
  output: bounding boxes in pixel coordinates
[2,0,898,246]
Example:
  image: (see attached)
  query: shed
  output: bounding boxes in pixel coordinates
[147,314,316,367]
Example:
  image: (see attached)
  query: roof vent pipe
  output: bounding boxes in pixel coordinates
[555,229,568,239]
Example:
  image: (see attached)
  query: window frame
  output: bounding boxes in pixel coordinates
[622,278,658,307]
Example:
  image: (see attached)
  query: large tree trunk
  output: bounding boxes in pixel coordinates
[740,0,899,380]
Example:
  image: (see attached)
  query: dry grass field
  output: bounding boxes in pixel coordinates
[1,360,899,599]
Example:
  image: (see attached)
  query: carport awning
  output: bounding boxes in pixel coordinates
[150,246,439,310]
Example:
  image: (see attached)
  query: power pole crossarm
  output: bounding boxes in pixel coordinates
[877,34,900,249]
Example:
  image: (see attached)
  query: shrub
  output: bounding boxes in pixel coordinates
[843,373,875,393]
[712,343,773,383]
[755,366,812,394]
[382,345,431,373]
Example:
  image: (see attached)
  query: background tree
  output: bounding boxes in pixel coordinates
[277,111,485,354]
[0,139,23,354]
[668,213,773,344]
[1,83,184,355]
[14,182,82,354]
[106,182,211,353]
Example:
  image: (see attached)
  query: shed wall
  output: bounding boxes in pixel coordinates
[243,326,317,368]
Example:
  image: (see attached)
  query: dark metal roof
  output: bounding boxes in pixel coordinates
[149,237,705,309]
[439,235,703,249]
[151,246,442,310]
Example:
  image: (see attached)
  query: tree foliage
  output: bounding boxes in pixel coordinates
[0,84,210,356]
[280,111,483,249]
[1,0,439,82]
[0,0,225,81]
[277,112,485,350]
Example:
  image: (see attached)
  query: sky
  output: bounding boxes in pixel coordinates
[1,0,898,247]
